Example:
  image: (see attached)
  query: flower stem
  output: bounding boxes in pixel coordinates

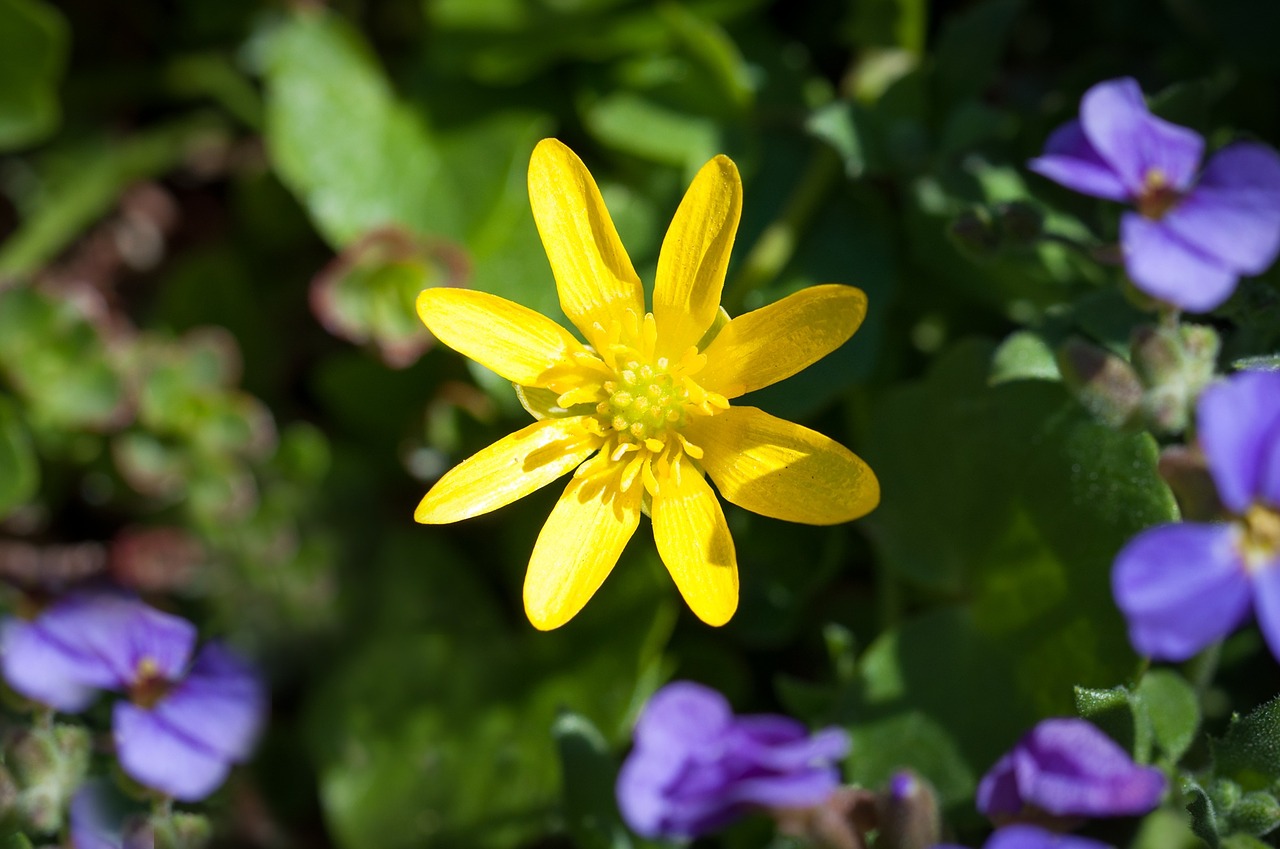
[724,144,840,314]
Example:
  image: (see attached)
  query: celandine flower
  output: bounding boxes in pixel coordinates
[0,593,266,801]
[615,680,849,839]
[977,718,1164,820]
[1030,77,1280,312]
[934,824,1114,849]
[1114,370,1280,659]
[415,139,879,629]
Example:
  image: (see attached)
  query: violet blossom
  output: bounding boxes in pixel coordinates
[934,824,1114,849]
[1,592,266,801]
[1029,77,1280,312]
[976,718,1164,820]
[615,680,849,839]
[1114,370,1280,659]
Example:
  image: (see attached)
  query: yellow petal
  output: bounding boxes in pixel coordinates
[417,287,587,386]
[652,461,738,626]
[527,139,645,352]
[685,406,879,525]
[523,457,642,630]
[697,284,868,398]
[415,417,602,524]
[653,155,742,360]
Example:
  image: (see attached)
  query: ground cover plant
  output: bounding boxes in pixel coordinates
[1,1,1280,848]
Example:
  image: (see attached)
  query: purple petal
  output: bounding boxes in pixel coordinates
[632,680,733,752]
[113,701,230,801]
[1120,213,1239,312]
[976,751,1022,816]
[2,618,101,712]
[728,765,841,808]
[1014,720,1165,816]
[732,719,850,770]
[1249,558,1280,662]
[1029,120,1130,201]
[986,824,1115,849]
[1197,371,1280,512]
[1080,78,1204,193]
[1158,143,1280,275]
[1113,522,1251,660]
[70,782,120,849]
[153,643,266,761]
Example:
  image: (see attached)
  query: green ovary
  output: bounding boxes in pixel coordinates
[598,359,688,442]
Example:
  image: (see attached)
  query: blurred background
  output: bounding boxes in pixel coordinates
[3,0,1280,846]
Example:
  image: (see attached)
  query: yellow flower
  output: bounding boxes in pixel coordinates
[415,138,879,630]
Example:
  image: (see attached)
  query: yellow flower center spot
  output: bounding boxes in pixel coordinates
[1137,168,1181,220]
[1241,504,1280,571]
[603,358,689,443]
[130,656,170,709]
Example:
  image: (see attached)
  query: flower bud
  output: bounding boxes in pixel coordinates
[1056,338,1143,428]
[4,723,90,834]
[152,810,211,849]
[876,770,941,849]
[1130,323,1220,434]
[949,209,1000,256]
[994,201,1045,247]
[1227,791,1280,837]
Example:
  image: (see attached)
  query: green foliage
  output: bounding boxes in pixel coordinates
[0,0,66,151]
[4,2,1280,849]
[0,396,38,519]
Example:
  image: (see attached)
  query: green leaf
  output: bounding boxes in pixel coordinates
[931,0,1021,105]
[0,396,38,518]
[844,0,927,53]
[0,119,217,277]
[1136,669,1200,763]
[553,712,632,849]
[307,546,673,849]
[843,678,981,807]
[1074,685,1152,763]
[1185,777,1222,849]
[0,289,125,430]
[990,330,1060,385]
[1131,808,1214,849]
[0,0,67,150]
[1213,694,1280,789]
[844,340,1177,805]
[261,11,456,248]
[805,102,871,179]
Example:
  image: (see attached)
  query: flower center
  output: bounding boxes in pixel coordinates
[130,657,172,709]
[599,359,687,442]
[1241,504,1280,571]
[1137,169,1181,220]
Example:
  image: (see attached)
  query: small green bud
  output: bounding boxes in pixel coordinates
[993,201,1045,247]
[4,724,90,835]
[152,811,211,849]
[949,209,1000,256]
[1228,791,1280,837]
[1056,338,1143,428]
[1130,323,1221,434]
[1211,778,1244,812]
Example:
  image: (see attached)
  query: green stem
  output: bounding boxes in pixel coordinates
[723,144,841,314]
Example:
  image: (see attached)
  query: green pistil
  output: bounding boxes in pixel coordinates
[598,360,688,442]
[1137,169,1181,220]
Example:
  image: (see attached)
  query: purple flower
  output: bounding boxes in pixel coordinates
[1030,77,1280,312]
[976,719,1164,820]
[933,824,1115,849]
[0,592,266,801]
[616,680,850,839]
[1114,370,1280,659]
